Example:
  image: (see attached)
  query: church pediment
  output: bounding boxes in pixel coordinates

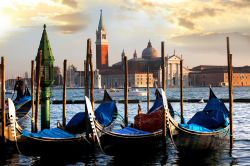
[168,55,182,61]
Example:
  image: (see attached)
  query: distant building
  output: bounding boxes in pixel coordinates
[94,70,102,89]
[66,69,101,89]
[102,72,154,88]
[95,10,189,88]
[96,9,109,70]
[189,65,250,87]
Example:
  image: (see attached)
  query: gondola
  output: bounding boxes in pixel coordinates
[14,90,32,119]
[86,89,172,155]
[9,90,117,156]
[166,87,230,152]
[11,87,32,119]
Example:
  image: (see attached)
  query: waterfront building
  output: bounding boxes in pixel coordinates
[189,65,250,87]
[95,11,189,88]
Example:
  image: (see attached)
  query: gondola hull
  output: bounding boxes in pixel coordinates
[17,131,92,156]
[164,87,230,152]
[100,130,164,155]
[169,118,230,152]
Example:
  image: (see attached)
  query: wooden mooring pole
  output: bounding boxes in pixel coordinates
[88,40,94,108]
[63,59,67,127]
[180,58,184,124]
[124,55,128,126]
[31,60,35,132]
[147,67,150,113]
[161,41,167,138]
[35,50,42,132]
[85,39,91,138]
[1,57,6,143]
[227,37,234,150]
[161,41,166,91]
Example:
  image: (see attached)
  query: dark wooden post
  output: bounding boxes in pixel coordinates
[35,50,42,132]
[161,41,166,91]
[161,42,167,138]
[88,39,94,108]
[31,60,35,132]
[147,67,150,113]
[85,39,91,138]
[180,58,184,124]
[85,41,90,99]
[1,57,6,143]
[124,55,128,126]
[227,37,234,150]
[63,59,67,127]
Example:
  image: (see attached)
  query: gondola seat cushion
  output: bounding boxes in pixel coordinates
[134,110,163,132]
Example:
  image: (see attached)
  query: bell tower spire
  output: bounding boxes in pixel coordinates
[98,9,105,31]
[96,9,109,72]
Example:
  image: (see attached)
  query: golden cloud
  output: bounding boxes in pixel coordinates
[0,0,87,34]
[118,0,250,36]
[51,12,89,34]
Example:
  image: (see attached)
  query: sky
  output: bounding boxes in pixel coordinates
[0,0,249,79]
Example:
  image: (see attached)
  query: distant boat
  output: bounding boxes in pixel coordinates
[5,90,14,95]
[100,88,147,97]
[199,98,204,103]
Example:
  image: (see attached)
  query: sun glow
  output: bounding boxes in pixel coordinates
[0,15,12,38]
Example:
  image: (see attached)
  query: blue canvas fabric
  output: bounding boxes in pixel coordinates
[179,123,212,132]
[95,101,117,126]
[148,94,163,113]
[148,89,174,118]
[65,112,85,134]
[65,101,117,134]
[14,95,31,110]
[113,127,151,135]
[22,128,75,139]
[187,89,229,130]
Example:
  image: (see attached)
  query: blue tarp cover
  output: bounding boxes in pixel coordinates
[14,95,31,110]
[179,123,212,132]
[113,127,151,135]
[148,95,162,113]
[95,101,117,126]
[65,112,85,134]
[65,101,117,134]
[187,95,229,130]
[22,128,75,139]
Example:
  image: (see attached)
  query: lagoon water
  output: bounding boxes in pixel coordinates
[1,87,250,165]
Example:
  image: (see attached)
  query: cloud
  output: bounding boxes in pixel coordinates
[116,0,250,36]
[177,17,195,30]
[189,7,223,18]
[223,0,250,8]
[62,0,78,8]
[51,12,89,34]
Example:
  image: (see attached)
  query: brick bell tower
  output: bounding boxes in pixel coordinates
[96,9,109,71]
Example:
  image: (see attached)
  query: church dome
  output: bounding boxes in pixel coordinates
[142,40,158,59]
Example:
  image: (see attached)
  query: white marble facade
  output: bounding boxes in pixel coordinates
[158,55,189,88]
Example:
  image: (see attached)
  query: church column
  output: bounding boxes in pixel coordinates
[170,63,173,87]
